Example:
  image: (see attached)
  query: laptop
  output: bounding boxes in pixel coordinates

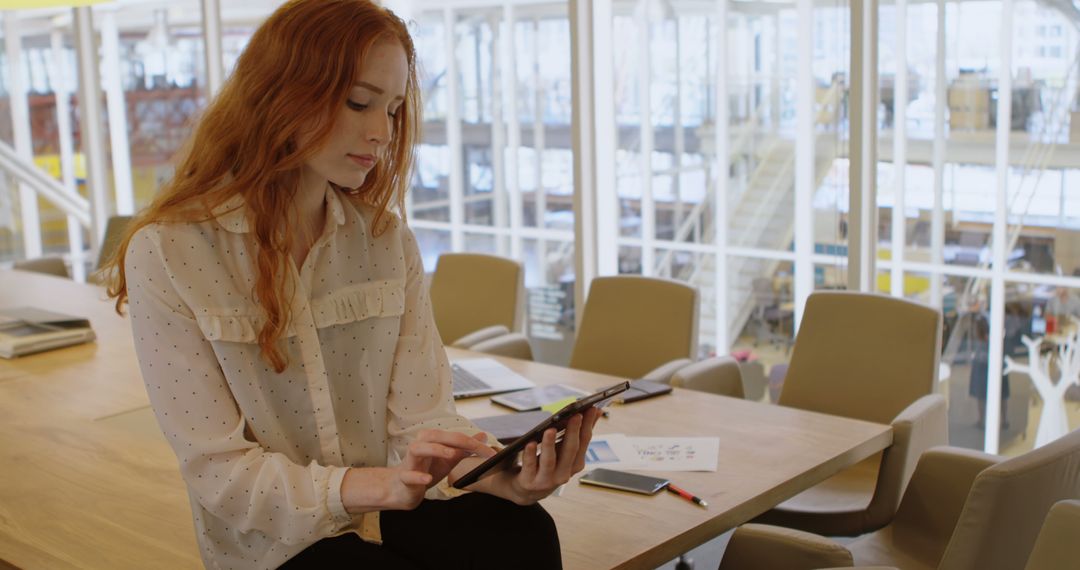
[451,358,535,399]
[0,307,96,359]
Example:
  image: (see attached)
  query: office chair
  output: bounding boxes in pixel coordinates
[752,291,947,537]
[720,428,1080,570]
[568,275,698,381]
[14,256,70,279]
[88,215,133,284]
[670,356,745,399]
[750,277,793,350]
[428,253,525,350]
[1024,500,1080,570]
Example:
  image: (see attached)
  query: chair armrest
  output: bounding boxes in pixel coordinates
[670,356,745,399]
[865,394,949,530]
[469,332,533,361]
[891,446,1001,560]
[640,358,693,383]
[450,325,511,349]
[719,524,853,570]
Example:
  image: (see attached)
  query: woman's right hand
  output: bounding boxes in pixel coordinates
[342,429,496,512]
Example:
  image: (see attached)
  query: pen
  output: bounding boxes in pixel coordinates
[666,483,708,508]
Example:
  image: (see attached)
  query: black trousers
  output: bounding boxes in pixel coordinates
[279,493,562,569]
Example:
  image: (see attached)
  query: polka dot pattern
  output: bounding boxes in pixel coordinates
[125,187,481,569]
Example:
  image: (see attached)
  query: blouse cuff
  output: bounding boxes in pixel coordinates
[326,466,352,528]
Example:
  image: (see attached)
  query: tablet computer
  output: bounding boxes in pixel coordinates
[453,381,630,489]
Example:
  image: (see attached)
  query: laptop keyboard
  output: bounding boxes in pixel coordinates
[451,364,492,393]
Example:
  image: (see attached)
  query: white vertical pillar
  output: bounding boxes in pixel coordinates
[503,4,524,262]
[51,29,86,282]
[986,0,1014,455]
[891,0,908,298]
[849,0,878,293]
[930,0,947,308]
[714,0,731,354]
[636,7,655,276]
[794,0,814,329]
[200,0,224,97]
[571,0,597,327]
[5,13,42,259]
[772,14,781,132]
[490,14,508,257]
[673,18,684,235]
[101,11,134,216]
[74,6,110,249]
[594,0,618,279]
[444,8,465,252]
[531,19,547,269]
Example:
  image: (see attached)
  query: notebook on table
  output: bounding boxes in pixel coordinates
[0,307,96,359]
[450,358,535,399]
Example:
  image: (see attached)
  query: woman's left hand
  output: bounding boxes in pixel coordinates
[487,406,603,505]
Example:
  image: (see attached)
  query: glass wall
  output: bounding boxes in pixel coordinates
[408,4,576,364]
[880,0,1080,454]
[2,0,1077,454]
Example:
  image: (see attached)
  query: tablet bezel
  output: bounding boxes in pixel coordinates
[452,381,630,489]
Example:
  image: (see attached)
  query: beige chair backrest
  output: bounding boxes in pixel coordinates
[569,276,698,379]
[96,215,133,270]
[1023,499,1080,570]
[671,356,745,399]
[937,428,1080,570]
[14,256,69,279]
[429,253,523,346]
[778,291,942,425]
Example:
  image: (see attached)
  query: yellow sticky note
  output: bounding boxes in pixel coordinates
[540,396,578,414]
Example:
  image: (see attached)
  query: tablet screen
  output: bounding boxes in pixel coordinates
[453,381,630,489]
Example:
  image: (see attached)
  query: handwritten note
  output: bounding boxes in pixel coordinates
[626,437,719,472]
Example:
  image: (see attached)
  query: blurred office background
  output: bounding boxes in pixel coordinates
[1,0,1079,456]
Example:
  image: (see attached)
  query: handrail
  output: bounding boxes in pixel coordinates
[0,140,90,227]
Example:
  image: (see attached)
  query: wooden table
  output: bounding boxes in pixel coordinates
[0,270,892,570]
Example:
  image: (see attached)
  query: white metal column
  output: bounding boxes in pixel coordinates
[714,0,731,354]
[593,0,618,279]
[571,0,597,326]
[849,0,878,293]
[5,12,42,259]
[986,0,1014,455]
[444,7,465,252]
[794,0,814,328]
[930,0,947,308]
[503,4,524,262]
[636,6,655,276]
[891,0,909,298]
[200,0,224,97]
[490,13,508,257]
[531,18,547,265]
[51,28,86,282]
[101,11,134,216]
[74,6,110,248]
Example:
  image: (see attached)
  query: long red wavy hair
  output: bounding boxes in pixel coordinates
[104,0,421,372]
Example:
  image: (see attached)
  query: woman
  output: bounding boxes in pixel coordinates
[104,1,598,568]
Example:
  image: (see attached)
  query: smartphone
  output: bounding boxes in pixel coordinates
[452,381,630,489]
[579,468,670,495]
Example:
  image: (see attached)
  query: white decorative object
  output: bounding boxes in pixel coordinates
[1004,319,1080,449]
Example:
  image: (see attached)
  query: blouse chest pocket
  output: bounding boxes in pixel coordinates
[193,305,281,344]
[309,279,405,329]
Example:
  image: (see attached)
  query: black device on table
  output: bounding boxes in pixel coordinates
[452,381,630,489]
[579,468,670,495]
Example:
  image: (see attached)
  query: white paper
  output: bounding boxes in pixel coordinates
[583,433,642,470]
[624,437,720,472]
